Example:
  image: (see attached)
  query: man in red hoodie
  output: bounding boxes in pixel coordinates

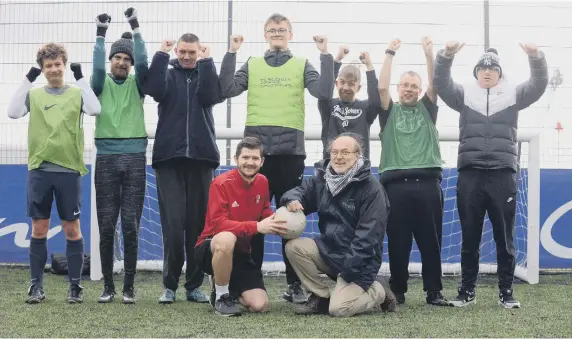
[195,137,288,317]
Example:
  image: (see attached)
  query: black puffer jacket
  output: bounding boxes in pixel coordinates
[281,159,390,291]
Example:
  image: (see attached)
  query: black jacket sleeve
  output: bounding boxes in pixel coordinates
[280,177,319,216]
[340,179,389,290]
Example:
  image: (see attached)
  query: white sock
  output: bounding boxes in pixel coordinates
[215,284,229,301]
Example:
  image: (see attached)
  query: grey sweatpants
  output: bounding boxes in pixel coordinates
[95,153,146,288]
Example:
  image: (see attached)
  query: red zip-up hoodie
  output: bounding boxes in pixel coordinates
[196,168,274,253]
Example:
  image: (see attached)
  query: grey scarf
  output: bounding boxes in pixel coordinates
[325,157,365,196]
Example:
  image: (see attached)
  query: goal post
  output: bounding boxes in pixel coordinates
[89,127,541,285]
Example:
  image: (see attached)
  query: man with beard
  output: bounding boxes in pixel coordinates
[194,137,289,317]
[434,41,547,308]
[378,37,449,307]
[142,32,224,304]
[319,46,381,159]
[90,8,149,304]
[8,43,101,304]
[219,13,334,303]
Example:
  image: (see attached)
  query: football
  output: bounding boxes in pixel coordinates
[274,206,307,240]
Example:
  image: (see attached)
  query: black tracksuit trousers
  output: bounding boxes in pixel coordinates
[457,168,517,291]
[250,155,304,285]
[155,158,213,291]
[384,177,444,294]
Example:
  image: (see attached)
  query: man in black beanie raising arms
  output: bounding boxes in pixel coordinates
[434,42,548,308]
[91,7,149,304]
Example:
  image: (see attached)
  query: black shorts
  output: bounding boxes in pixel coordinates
[194,239,265,298]
[27,169,82,221]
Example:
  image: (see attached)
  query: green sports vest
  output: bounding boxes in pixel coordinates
[28,86,87,175]
[379,100,443,173]
[95,74,146,139]
[246,56,306,131]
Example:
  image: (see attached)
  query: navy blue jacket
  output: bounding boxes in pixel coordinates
[143,52,224,168]
[281,159,390,291]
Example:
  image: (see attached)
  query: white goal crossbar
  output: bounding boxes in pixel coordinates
[89,127,541,284]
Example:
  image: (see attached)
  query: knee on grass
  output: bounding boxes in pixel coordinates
[241,293,269,313]
[211,232,237,255]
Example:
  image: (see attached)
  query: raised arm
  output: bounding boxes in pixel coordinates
[333,45,349,80]
[124,7,149,97]
[219,34,249,98]
[422,36,437,104]
[359,52,381,124]
[7,68,38,119]
[433,41,465,113]
[280,176,319,216]
[196,45,225,106]
[304,36,335,100]
[141,40,173,102]
[91,13,111,97]
[378,39,400,111]
[515,43,548,110]
[340,182,389,291]
[71,63,101,116]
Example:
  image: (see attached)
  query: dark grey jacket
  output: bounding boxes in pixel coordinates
[281,159,389,291]
[434,50,548,172]
[219,50,334,157]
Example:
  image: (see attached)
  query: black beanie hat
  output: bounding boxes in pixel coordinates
[473,47,502,79]
[109,32,134,65]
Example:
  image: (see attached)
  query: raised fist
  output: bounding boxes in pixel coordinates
[519,42,540,58]
[335,45,349,62]
[161,40,175,54]
[95,13,111,37]
[229,35,244,53]
[421,36,434,57]
[199,45,211,59]
[26,67,41,83]
[387,39,401,52]
[313,35,328,54]
[70,63,83,80]
[124,7,139,30]
[444,41,465,57]
[359,52,373,68]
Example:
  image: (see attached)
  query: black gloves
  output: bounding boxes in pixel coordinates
[70,63,83,80]
[124,7,139,30]
[26,67,41,83]
[96,13,111,38]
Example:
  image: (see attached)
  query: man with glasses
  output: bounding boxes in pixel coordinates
[377,37,450,307]
[281,133,395,316]
[219,13,334,304]
[434,41,547,308]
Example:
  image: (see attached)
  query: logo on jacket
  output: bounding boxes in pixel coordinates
[232,201,239,208]
[341,200,355,211]
[255,195,261,204]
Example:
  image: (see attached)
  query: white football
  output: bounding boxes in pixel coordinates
[274,206,307,240]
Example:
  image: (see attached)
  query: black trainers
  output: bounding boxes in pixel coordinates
[67,284,84,304]
[26,284,46,304]
[123,286,136,304]
[98,285,116,303]
[395,293,406,305]
[426,291,452,306]
[283,281,308,304]
[449,287,476,307]
[214,293,241,317]
[294,293,330,315]
[498,289,521,309]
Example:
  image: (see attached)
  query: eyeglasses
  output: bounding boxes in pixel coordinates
[399,83,420,91]
[265,28,290,35]
[330,150,357,158]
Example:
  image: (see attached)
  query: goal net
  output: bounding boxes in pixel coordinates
[89,128,540,284]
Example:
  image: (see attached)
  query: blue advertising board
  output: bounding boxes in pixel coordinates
[0,165,571,269]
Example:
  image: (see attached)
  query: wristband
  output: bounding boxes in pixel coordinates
[96,26,107,38]
[385,49,395,56]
